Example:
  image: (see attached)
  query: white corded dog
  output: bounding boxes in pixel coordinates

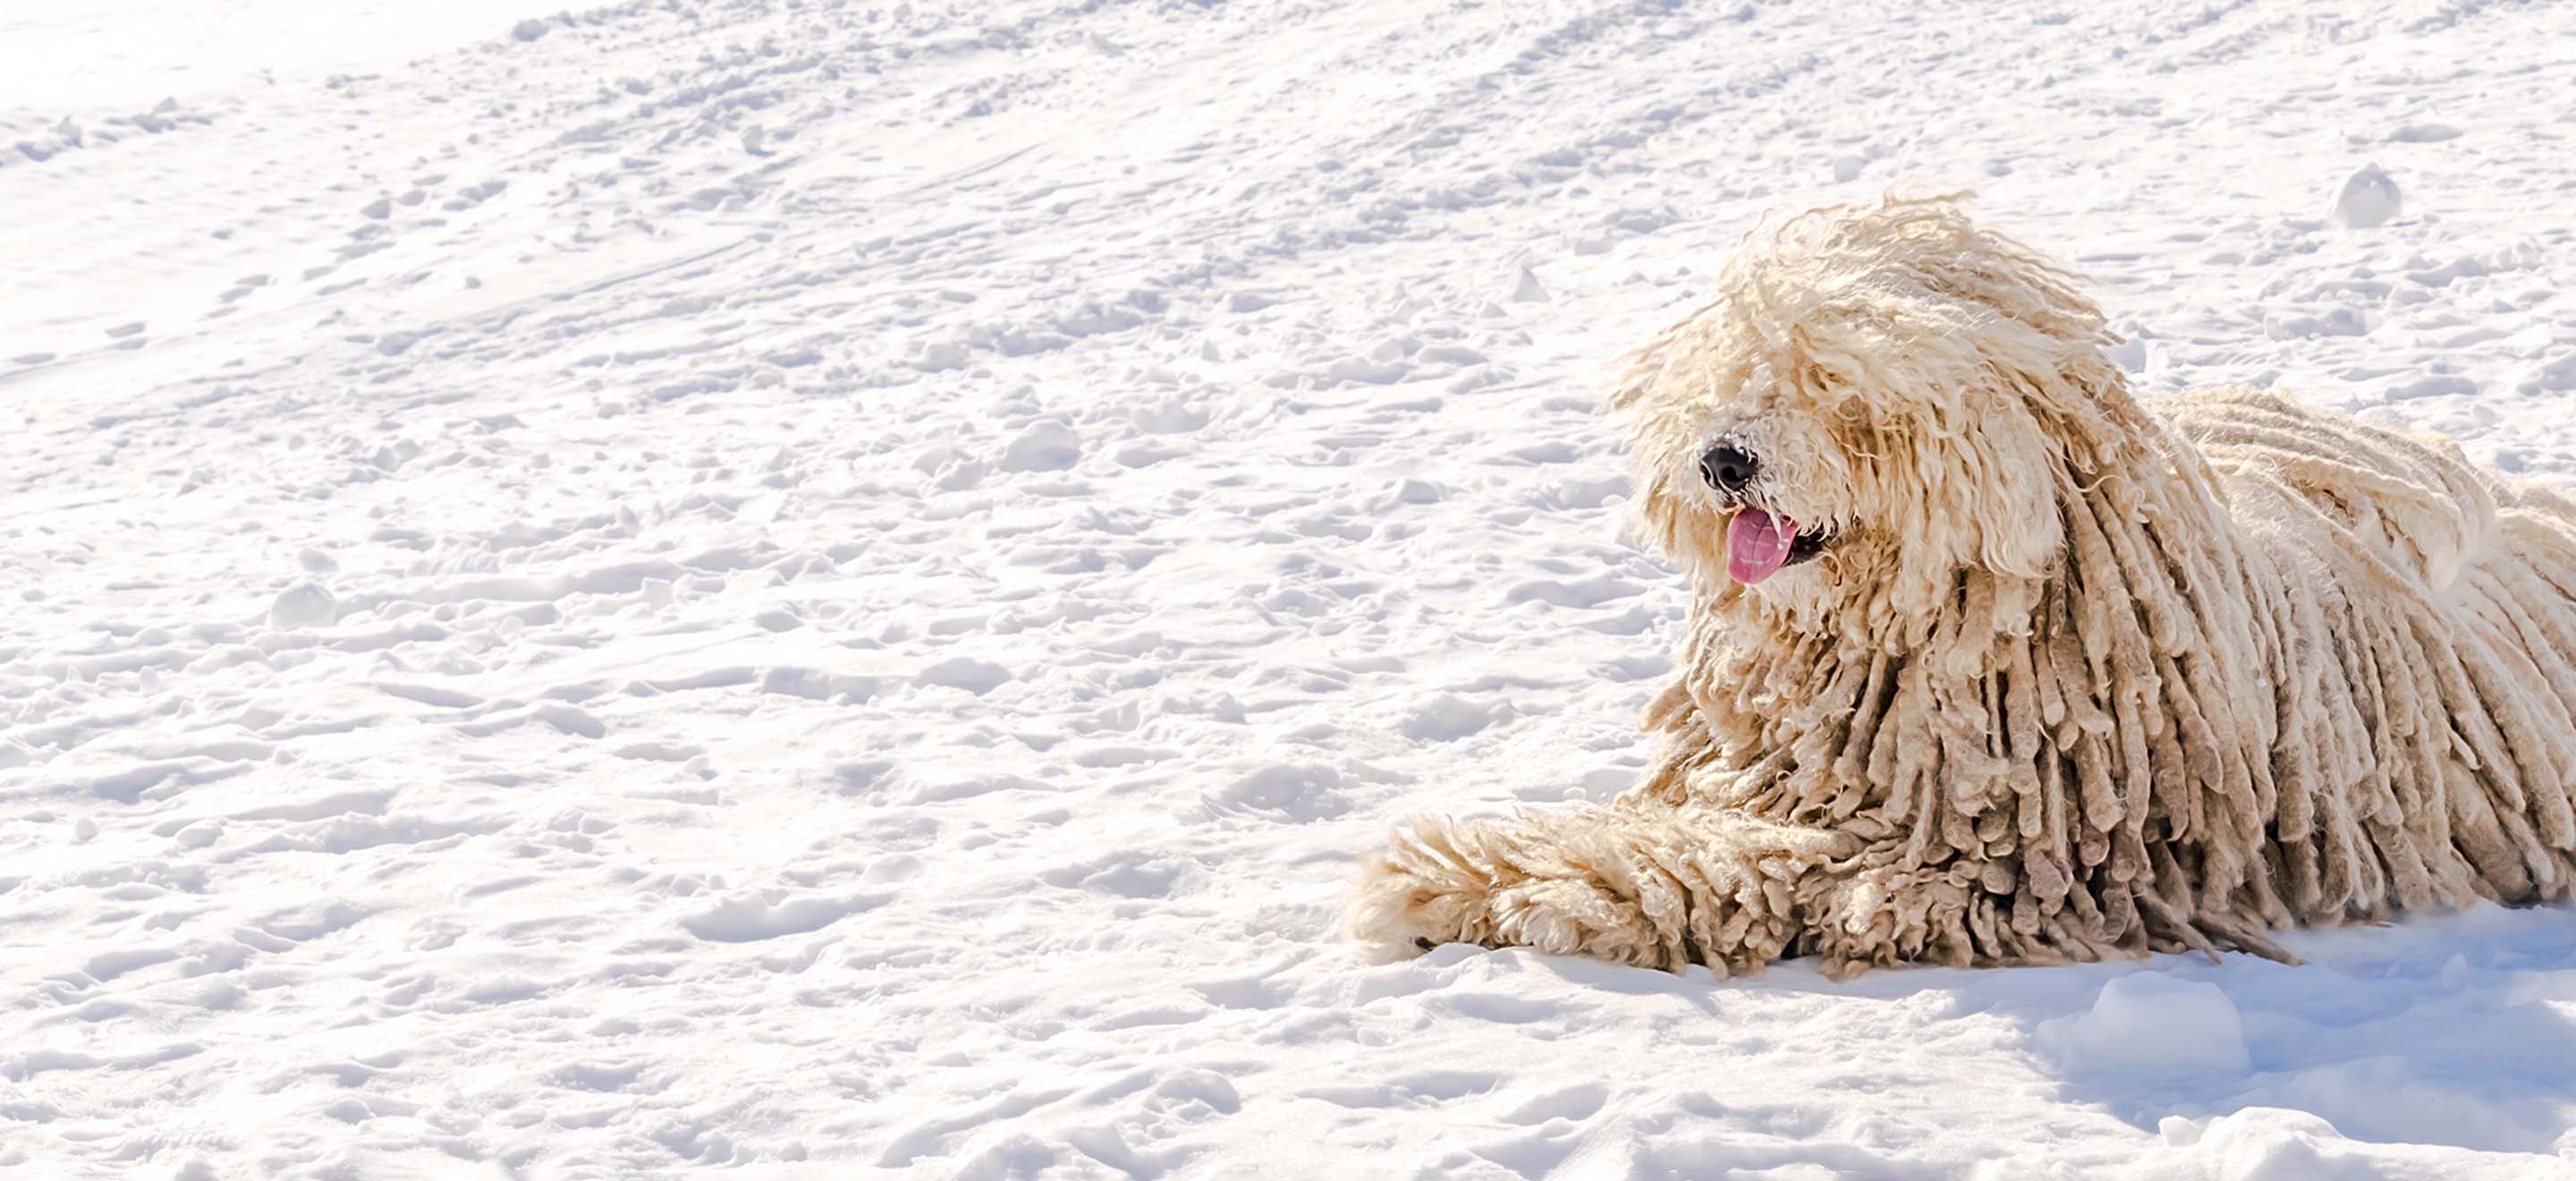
[1351,193,2576,976]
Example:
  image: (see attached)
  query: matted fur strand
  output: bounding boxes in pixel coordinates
[1348,193,2576,977]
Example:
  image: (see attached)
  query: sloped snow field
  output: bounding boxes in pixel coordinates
[7,0,2576,1177]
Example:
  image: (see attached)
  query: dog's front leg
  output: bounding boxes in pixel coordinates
[1345,803,1853,975]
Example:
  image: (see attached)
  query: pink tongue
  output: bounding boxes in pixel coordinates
[1726,508,1796,585]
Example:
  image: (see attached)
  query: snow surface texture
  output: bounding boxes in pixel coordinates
[5,0,2576,1177]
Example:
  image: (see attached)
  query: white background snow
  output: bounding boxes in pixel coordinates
[6,0,2576,1177]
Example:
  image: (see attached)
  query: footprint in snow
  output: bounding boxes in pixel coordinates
[1203,763,1350,822]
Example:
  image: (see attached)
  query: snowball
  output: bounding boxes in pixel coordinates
[267,582,339,629]
[2038,973,2251,1077]
[2330,164,2401,229]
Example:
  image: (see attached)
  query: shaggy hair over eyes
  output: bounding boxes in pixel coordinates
[1348,191,2576,975]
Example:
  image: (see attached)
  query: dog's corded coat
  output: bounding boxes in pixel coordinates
[1349,195,2576,976]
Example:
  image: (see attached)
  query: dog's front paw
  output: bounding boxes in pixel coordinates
[1344,820,1498,960]
[1486,877,1666,969]
[1344,814,1673,969]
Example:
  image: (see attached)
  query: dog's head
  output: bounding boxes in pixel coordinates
[1612,193,2142,633]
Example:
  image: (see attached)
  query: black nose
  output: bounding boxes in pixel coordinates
[1699,445,1757,495]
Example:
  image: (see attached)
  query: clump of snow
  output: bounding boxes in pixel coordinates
[1400,693,1506,742]
[2140,1107,2539,1181]
[997,420,1081,472]
[2389,123,2462,143]
[2332,163,2403,228]
[682,890,881,942]
[265,582,338,628]
[2038,973,2251,1077]
[915,656,1014,695]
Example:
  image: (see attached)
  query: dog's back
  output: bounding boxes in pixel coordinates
[2167,386,2528,599]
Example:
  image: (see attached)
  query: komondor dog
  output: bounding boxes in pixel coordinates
[1349,192,2576,977]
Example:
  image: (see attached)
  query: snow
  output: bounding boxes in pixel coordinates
[2333,164,2405,230]
[2038,973,2253,1080]
[0,0,553,109]
[5,0,2576,1177]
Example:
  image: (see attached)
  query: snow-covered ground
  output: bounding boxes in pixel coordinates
[7,0,2576,1176]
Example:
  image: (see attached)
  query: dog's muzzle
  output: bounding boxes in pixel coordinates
[1700,444,1758,501]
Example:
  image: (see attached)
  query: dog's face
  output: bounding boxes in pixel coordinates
[1616,199,2125,632]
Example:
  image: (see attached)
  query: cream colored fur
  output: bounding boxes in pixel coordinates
[1348,192,2576,977]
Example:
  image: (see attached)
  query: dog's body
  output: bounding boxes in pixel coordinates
[1350,195,2576,976]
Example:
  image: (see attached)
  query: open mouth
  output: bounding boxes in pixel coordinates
[1725,506,1833,585]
